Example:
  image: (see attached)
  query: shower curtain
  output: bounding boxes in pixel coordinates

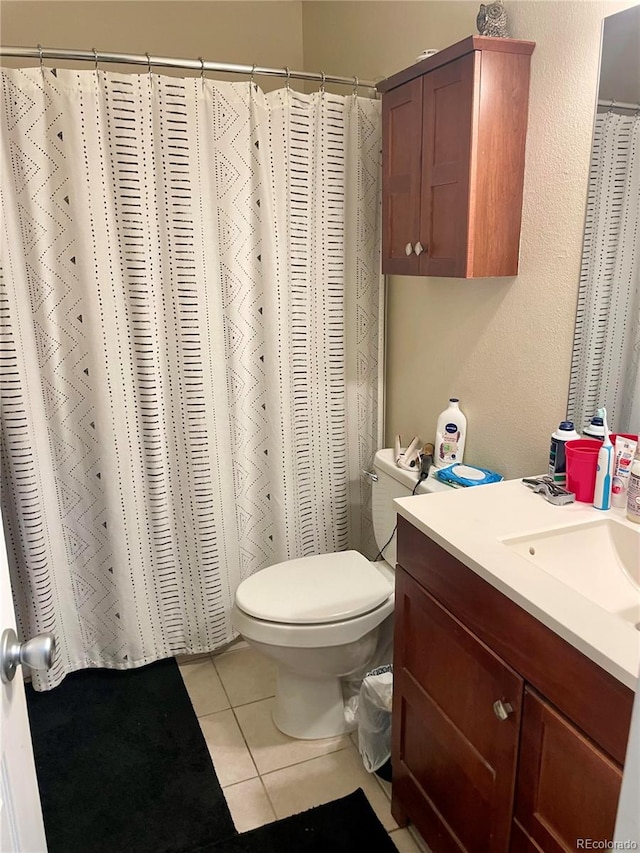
[0,67,382,690]
[568,111,640,433]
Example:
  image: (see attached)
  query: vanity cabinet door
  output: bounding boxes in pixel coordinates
[512,688,623,852]
[392,567,523,853]
[381,77,424,274]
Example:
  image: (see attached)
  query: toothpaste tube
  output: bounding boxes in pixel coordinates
[611,435,638,508]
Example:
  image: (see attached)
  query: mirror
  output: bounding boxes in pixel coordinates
[567,4,640,435]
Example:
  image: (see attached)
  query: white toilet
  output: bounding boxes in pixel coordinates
[231,448,447,739]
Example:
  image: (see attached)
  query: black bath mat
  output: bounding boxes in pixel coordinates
[25,657,236,853]
[190,788,398,853]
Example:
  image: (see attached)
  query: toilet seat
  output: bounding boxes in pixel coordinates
[235,550,392,625]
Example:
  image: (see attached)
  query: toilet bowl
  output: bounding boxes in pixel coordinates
[231,448,446,739]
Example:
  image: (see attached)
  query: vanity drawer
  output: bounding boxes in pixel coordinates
[396,515,634,765]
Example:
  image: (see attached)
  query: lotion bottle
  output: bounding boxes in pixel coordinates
[434,398,466,469]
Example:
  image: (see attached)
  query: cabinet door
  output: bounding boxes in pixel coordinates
[513,688,623,852]
[381,77,423,274]
[419,52,477,277]
[392,568,523,853]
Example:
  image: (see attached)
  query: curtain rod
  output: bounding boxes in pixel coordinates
[0,45,377,91]
[597,98,640,111]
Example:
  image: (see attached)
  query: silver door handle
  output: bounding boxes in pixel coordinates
[493,699,514,721]
[1,628,56,683]
[405,242,413,257]
[361,470,379,482]
[414,241,424,255]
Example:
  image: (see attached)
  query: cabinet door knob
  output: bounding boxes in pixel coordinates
[405,242,413,257]
[414,241,424,256]
[493,699,514,721]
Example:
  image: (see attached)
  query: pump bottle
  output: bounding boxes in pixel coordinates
[433,399,466,469]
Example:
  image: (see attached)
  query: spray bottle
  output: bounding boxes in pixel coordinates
[593,407,614,511]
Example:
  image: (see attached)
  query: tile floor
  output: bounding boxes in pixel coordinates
[178,642,430,852]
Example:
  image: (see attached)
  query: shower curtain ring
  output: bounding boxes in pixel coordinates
[198,56,205,91]
[352,76,359,97]
[92,47,99,73]
[145,52,153,79]
[320,72,326,94]
[250,64,257,89]
[608,98,616,113]
[284,66,291,90]
[37,44,45,77]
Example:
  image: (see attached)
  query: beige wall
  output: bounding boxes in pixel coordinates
[2,1,638,479]
[304,0,638,479]
[0,1,304,86]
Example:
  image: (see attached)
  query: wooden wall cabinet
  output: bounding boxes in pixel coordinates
[392,517,633,853]
[378,37,535,278]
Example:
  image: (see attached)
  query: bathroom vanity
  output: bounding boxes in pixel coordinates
[392,482,639,852]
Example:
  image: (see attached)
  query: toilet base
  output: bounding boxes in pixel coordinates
[272,667,356,740]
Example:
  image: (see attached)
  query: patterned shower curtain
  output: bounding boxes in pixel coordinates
[0,67,382,690]
[568,111,640,433]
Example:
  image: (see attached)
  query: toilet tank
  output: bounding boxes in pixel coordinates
[371,448,448,567]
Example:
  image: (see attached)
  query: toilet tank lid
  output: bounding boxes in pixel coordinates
[235,551,393,624]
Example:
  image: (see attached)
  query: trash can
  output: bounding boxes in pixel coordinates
[357,664,393,780]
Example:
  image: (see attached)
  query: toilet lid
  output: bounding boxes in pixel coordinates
[235,551,393,624]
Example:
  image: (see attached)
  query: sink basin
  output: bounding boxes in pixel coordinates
[501,519,640,628]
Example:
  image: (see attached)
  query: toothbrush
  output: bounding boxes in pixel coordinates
[593,407,614,510]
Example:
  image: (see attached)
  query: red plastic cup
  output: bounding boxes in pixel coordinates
[565,439,601,503]
[610,433,639,446]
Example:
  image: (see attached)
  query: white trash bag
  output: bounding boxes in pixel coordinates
[357,664,393,773]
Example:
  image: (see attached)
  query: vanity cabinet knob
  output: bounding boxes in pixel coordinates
[414,241,424,256]
[405,242,413,257]
[493,699,514,721]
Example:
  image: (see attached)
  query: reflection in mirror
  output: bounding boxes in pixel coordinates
[567,4,640,435]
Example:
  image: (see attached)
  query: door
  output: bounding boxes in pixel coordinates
[392,569,523,853]
[420,52,477,277]
[381,77,424,274]
[513,687,623,852]
[0,513,48,852]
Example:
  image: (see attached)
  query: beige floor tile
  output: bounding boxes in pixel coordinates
[175,652,212,664]
[213,636,249,654]
[179,658,230,717]
[213,646,277,707]
[222,777,276,833]
[390,827,427,852]
[199,709,258,787]
[260,744,399,831]
[375,773,392,800]
[234,697,351,775]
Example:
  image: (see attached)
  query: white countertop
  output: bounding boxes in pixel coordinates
[395,479,640,691]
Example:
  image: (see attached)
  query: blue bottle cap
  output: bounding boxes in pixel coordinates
[559,421,575,431]
[590,416,604,426]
